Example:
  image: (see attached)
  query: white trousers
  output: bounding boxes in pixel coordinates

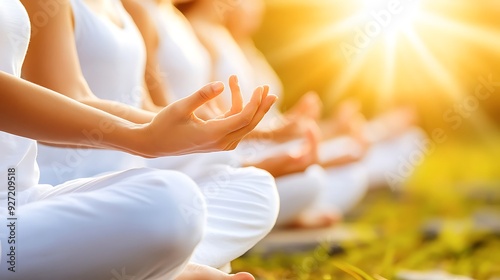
[0,168,206,280]
[236,139,369,225]
[362,127,428,188]
[147,155,280,268]
[274,164,326,226]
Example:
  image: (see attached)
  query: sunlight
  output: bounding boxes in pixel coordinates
[358,0,423,41]
[258,0,500,130]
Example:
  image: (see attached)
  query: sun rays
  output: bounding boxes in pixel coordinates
[257,0,500,132]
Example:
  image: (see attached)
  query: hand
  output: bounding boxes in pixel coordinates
[265,91,322,143]
[138,78,277,157]
[320,99,367,140]
[249,123,320,177]
[284,91,322,121]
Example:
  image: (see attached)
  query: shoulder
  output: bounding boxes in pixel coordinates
[121,0,158,47]
[122,0,153,26]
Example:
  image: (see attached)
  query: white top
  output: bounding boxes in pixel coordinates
[147,1,212,100]
[37,0,146,184]
[210,27,256,107]
[71,0,146,107]
[211,31,283,128]
[0,0,40,199]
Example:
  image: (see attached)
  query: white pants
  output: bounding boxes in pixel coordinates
[236,139,369,225]
[274,165,326,226]
[320,163,368,213]
[362,127,428,188]
[0,168,206,280]
[37,144,144,185]
[147,155,280,268]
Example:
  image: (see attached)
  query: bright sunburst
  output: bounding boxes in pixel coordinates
[258,0,500,132]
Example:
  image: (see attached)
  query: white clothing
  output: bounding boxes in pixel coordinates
[0,0,39,200]
[274,165,326,226]
[146,1,213,100]
[211,29,257,107]
[1,2,204,279]
[362,127,428,188]
[0,168,206,280]
[213,37,371,214]
[148,9,347,225]
[188,166,279,268]
[71,0,146,107]
[34,0,279,269]
[147,153,280,268]
[37,0,147,185]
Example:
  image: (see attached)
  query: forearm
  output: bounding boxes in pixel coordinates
[79,98,155,124]
[0,72,146,155]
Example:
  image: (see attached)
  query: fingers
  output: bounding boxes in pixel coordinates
[223,92,277,141]
[262,85,269,100]
[224,75,244,117]
[213,86,265,132]
[178,82,225,115]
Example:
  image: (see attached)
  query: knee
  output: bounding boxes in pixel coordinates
[131,168,207,261]
[275,165,326,226]
[233,166,280,235]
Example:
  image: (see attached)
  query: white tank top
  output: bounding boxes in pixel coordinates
[211,28,256,107]
[239,41,283,128]
[0,0,40,199]
[71,0,146,106]
[146,1,212,100]
[211,31,283,128]
[37,0,146,184]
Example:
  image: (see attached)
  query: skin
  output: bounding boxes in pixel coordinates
[124,0,320,178]
[19,0,277,155]
[124,0,224,118]
[177,0,342,228]
[15,1,273,278]
[0,70,276,157]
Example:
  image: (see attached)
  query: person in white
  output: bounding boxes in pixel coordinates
[121,0,343,229]
[0,0,276,280]
[0,1,276,279]
[172,0,427,215]
[21,0,281,272]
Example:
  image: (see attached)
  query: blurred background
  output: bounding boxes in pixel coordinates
[234,0,500,278]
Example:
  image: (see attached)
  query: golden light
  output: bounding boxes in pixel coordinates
[358,0,423,42]
[256,0,500,133]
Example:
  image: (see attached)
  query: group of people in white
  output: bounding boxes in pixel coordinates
[0,0,426,279]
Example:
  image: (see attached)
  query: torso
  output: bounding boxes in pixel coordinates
[69,0,146,106]
[37,0,146,184]
[147,1,213,100]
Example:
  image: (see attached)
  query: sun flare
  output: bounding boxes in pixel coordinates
[258,0,500,132]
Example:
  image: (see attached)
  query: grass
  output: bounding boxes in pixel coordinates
[233,134,500,279]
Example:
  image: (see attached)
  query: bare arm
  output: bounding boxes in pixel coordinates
[0,71,277,157]
[20,0,155,124]
[122,0,170,108]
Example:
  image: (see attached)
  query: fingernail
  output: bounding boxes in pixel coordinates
[234,75,239,83]
[211,82,224,92]
[269,94,278,103]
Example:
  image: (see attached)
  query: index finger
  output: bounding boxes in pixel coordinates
[224,93,278,141]
[210,86,264,134]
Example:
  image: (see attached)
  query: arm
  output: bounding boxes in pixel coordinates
[122,0,170,108]
[0,71,277,157]
[20,0,155,124]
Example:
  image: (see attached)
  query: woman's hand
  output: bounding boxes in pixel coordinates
[246,123,320,177]
[137,78,277,157]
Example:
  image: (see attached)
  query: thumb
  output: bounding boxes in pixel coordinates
[179,82,225,113]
